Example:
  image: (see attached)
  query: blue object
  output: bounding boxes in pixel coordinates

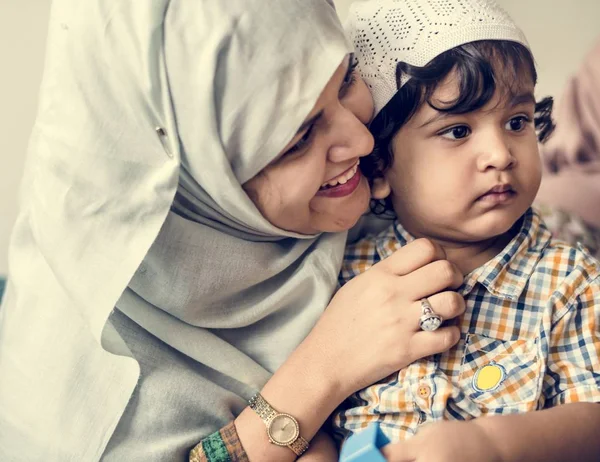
[0,277,5,304]
[339,423,390,462]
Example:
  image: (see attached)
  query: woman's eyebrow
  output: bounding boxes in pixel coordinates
[293,53,355,138]
[295,111,323,136]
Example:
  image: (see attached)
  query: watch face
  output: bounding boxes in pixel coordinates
[267,414,299,445]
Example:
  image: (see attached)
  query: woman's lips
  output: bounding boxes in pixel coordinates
[316,166,362,198]
[320,160,360,188]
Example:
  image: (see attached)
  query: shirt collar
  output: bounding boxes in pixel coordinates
[375,208,552,301]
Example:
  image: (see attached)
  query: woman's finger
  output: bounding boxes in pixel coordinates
[423,290,466,322]
[409,325,461,359]
[400,293,464,334]
[376,238,446,276]
[400,259,464,301]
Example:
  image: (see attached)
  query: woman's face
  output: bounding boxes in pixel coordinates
[243,55,375,234]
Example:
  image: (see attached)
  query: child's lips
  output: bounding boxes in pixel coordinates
[487,184,514,194]
[477,184,516,204]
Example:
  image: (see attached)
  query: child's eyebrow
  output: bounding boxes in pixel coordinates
[418,111,454,129]
[509,91,536,107]
[418,90,538,129]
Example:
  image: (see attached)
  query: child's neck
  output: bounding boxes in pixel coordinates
[406,228,515,275]
[438,233,513,275]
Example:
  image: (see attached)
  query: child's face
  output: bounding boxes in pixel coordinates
[385,70,541,244]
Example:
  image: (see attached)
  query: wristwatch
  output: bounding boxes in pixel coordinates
[248,393,310,456]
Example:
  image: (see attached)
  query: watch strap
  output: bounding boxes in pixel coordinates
[288,435,310,457]
[248,393,277,423]
[248,393,310,457]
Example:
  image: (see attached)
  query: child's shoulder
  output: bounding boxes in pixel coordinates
[539,236,600,281]
[529,207,600,284]
[535,237,600,315]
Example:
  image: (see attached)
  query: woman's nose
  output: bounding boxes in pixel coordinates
[327,108,375,163]
[476,132,517,172]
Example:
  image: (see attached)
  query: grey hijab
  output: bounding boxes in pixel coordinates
[0,1,351,460]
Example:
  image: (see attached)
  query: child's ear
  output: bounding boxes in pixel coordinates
[371,177,391,200]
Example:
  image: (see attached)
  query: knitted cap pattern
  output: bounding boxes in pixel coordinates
[346,0,530,115]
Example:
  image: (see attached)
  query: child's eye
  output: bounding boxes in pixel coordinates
[505,115,530,132]
[439,125,471,140]
[284,124,315,156]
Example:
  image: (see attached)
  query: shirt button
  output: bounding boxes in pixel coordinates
[417,383,431,399]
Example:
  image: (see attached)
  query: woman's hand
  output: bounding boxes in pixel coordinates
[297,431,338,462]
[237,238,464,462]
[381,420,503,462]
[305,238,465,397]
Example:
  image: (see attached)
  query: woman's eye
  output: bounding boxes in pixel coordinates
[439,125,471,140]
[284,124,315,155]
[340,58,359,97]
[345,58,358,85]
[344,70,357,88]
[505,116,530,132]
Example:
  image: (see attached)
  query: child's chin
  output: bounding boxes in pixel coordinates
[478,215,522,239]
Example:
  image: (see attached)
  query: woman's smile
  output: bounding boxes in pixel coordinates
[316,159,362,197]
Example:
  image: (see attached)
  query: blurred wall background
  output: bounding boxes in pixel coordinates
[0,0,599,275]
[0,1,52,275]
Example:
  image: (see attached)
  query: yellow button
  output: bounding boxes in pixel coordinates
[474,363,505,392]
[417,383,431,399]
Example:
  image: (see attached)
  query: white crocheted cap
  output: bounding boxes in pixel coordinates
[346,0,530,116]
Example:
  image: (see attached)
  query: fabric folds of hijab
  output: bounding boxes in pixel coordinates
[0,1,352,460]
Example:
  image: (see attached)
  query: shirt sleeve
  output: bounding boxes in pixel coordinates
[543,275,600,406]
[189,421,249,462]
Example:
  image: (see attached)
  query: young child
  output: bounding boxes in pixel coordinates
[333,0,600,460]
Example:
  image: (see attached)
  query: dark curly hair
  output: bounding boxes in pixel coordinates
[362,40,555,216]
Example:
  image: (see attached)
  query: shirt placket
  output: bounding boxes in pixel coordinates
[409,357,438,429]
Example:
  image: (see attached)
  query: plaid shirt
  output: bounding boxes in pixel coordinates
[333,207,600,442]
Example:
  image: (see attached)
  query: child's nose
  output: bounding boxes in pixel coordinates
[477,132,516,171]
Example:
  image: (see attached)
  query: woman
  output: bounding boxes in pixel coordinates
[0,1,464,460]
